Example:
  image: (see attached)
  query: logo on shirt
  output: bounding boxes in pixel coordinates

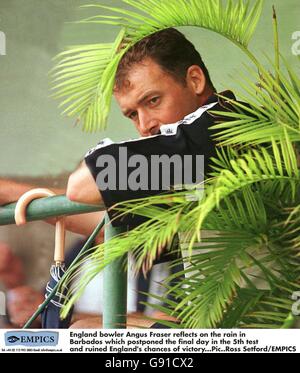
[85,138,114,157]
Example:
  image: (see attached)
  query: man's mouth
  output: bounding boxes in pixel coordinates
[150,126,161,135]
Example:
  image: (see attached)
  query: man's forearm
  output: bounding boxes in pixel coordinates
[0,178,65,205]
[67,161,102,205]
[45,211,104,240]
[0,178,35,205]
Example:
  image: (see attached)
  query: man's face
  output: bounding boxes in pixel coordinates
[114,58,206,137]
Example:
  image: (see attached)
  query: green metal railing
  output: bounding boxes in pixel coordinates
[0,195,102,225]
[0,195,127,329]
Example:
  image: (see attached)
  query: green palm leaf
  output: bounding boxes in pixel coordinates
[138,211,300,328]
[51,29,125,132]
[221,289,295,328]
[140,230,299,328]
[210,59,300,146]
[190,136,300,247]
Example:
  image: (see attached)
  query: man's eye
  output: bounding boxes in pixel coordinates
[129,111,137,120]
[149,97,160,105]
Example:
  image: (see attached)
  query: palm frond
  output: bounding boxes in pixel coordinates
[51,29,125,132]
[221,289,296,328]
[139,228,299,328]
[138,213,300,328]
[210,58,300,146]
[190,136,300,247]
[52,0,263,131]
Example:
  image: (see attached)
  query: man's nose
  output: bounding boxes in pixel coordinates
[139,112,160,137]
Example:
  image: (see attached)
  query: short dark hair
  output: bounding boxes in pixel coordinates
[115,28,215,90]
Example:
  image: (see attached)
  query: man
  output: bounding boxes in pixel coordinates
[0,28,236,327]
[67,28,232,225]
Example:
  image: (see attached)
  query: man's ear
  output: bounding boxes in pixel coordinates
[186,65,206,95]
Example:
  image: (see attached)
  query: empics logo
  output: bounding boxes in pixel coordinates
[5,331,59,347]
[7,336,20,343]
[0,31,6,55]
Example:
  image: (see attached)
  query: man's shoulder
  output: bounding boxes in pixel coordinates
[204,90,253,124]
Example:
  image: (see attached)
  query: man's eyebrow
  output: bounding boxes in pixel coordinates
[137,91,159,105]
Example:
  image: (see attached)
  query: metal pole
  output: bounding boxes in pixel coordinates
[103,214,127,328]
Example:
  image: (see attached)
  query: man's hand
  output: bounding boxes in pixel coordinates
[0,178,66,206]
[67,161,102,205]
[7,286,44,327]
[0,242,25,289]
